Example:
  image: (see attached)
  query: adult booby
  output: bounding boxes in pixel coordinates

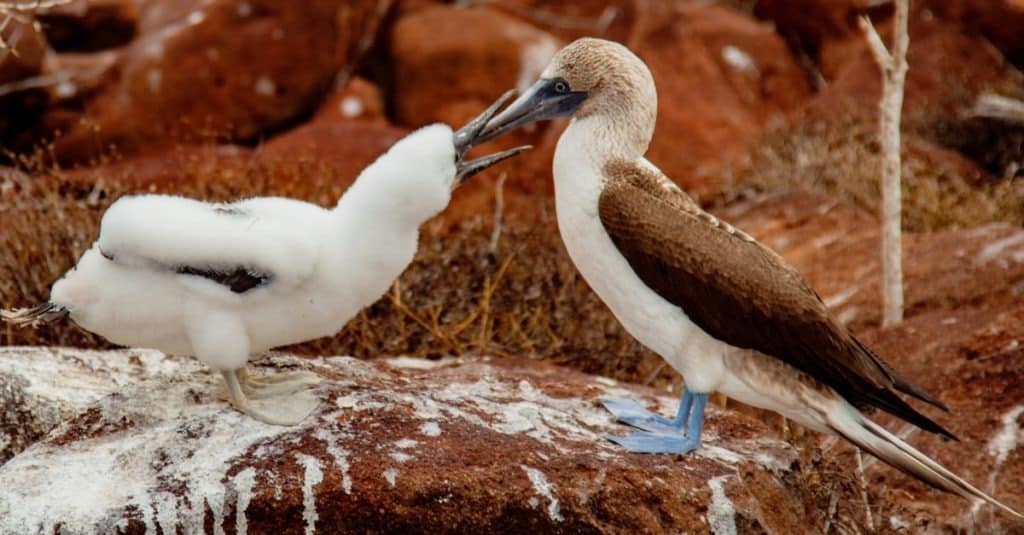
[477,38,1021,516]
[3,92,528,426]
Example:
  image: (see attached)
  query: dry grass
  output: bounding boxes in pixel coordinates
[719,115,1024,232]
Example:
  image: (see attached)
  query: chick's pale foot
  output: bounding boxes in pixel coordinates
[221,369,319,426]
[235,368,320,399]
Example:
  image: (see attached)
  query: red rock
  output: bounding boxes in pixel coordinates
[811,15,1020,125]
[921,0,1024,66]
[0,348,871,532]
[717,191,1024,331]
[0,14,46,84]
[629,3,814,200]
[35,0,137,52]
[0,14,48,145]
[853,304,1024,530]
[47,0,391,164]
[259,120,409,193]
[498,0,633,43]
[312,76,387,124]
[389,5,561,129]
[752,0,874,62]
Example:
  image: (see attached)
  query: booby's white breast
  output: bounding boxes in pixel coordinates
[552,120,729,393]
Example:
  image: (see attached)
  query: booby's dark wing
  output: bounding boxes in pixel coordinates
[598,160,953,438]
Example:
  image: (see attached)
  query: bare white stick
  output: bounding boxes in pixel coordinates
[859,1,909,327]
[971,93,1024,125]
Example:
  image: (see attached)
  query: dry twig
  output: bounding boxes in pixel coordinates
[859,0,909,326]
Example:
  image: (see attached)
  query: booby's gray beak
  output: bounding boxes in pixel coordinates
[474,77,589,145]
[452,89,532,184]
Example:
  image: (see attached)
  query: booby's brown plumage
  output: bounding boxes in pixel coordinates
[598,159,953,439]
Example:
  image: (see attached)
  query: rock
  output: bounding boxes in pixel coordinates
[630,3,814,200]
[312,76,387,124]
[35,0,137,52]
[0,347,861,533]
[45,0,390,164]
[0,14,46,84]
[852,304,1024,531]
[389,5,560,129]
[920,0,1024,67]
[717,190,1024,331]
[752,0,878,63]
[258,120,409,193]
[0,13,48,146]
[810,15,1022,126]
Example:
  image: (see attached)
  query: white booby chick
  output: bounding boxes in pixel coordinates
[476,38,1021,516]
[3,92,528,426]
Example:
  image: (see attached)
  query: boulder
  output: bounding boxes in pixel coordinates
[44,0,391,164]
[35,0,137,52]
[630,3,814,200]
[388,5,560,130]
[0,347,863,533]
[0,13,49,145]
[847,304,1024,531]
[717,190,1024,331]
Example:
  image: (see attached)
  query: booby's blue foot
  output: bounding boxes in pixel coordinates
[600,397,679,434]
[605,431,700,454]
[603,390,709,454]
[601,389,696,434]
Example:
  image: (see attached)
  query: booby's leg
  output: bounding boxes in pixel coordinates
[221,370,318,426]
[604,393,709,454]
[601,389,694,434]
[235,368,320,399]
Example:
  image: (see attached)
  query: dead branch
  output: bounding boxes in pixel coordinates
[859,0,909,327]
[970,93,1024,125]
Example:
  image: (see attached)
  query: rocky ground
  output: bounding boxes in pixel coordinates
[2,0,1024,532]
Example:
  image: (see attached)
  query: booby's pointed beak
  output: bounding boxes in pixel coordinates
[474,77,588,145]
[452,89,531,185]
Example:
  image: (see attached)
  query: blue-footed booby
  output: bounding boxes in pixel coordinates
[2,92,528,426]
[477,37,1021,516]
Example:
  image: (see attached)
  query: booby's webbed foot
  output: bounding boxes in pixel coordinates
[605,430,701,454]
[603,390,709,455]
[601,397,680,434]
[221,370,319,426]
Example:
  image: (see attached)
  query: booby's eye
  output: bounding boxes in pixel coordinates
[554,80,569,93]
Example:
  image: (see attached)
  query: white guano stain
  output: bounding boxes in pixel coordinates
[721,45,758,77]
[419,421,442,437]
[296,454,323,535]
[988,405,1023,468]
[521,465,563,523]
[315,428,353,495]
[383,468,398,488]
[255,77,276,97]
[707,475,737,535]
[977,230,1024,265]
[340,96,364,118]
[233,468,257,535]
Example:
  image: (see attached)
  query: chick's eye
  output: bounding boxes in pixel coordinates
[554,81,569,93]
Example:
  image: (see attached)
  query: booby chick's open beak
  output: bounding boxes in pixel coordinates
[473,78,589,145]
[452,89,532,184]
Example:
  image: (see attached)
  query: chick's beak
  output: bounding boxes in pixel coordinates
[452,89,532,184]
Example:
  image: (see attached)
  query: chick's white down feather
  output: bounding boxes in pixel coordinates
[50,123,458,371]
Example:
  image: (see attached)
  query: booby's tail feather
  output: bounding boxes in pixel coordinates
[1,303,69,327]
[826,403,1022,518]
